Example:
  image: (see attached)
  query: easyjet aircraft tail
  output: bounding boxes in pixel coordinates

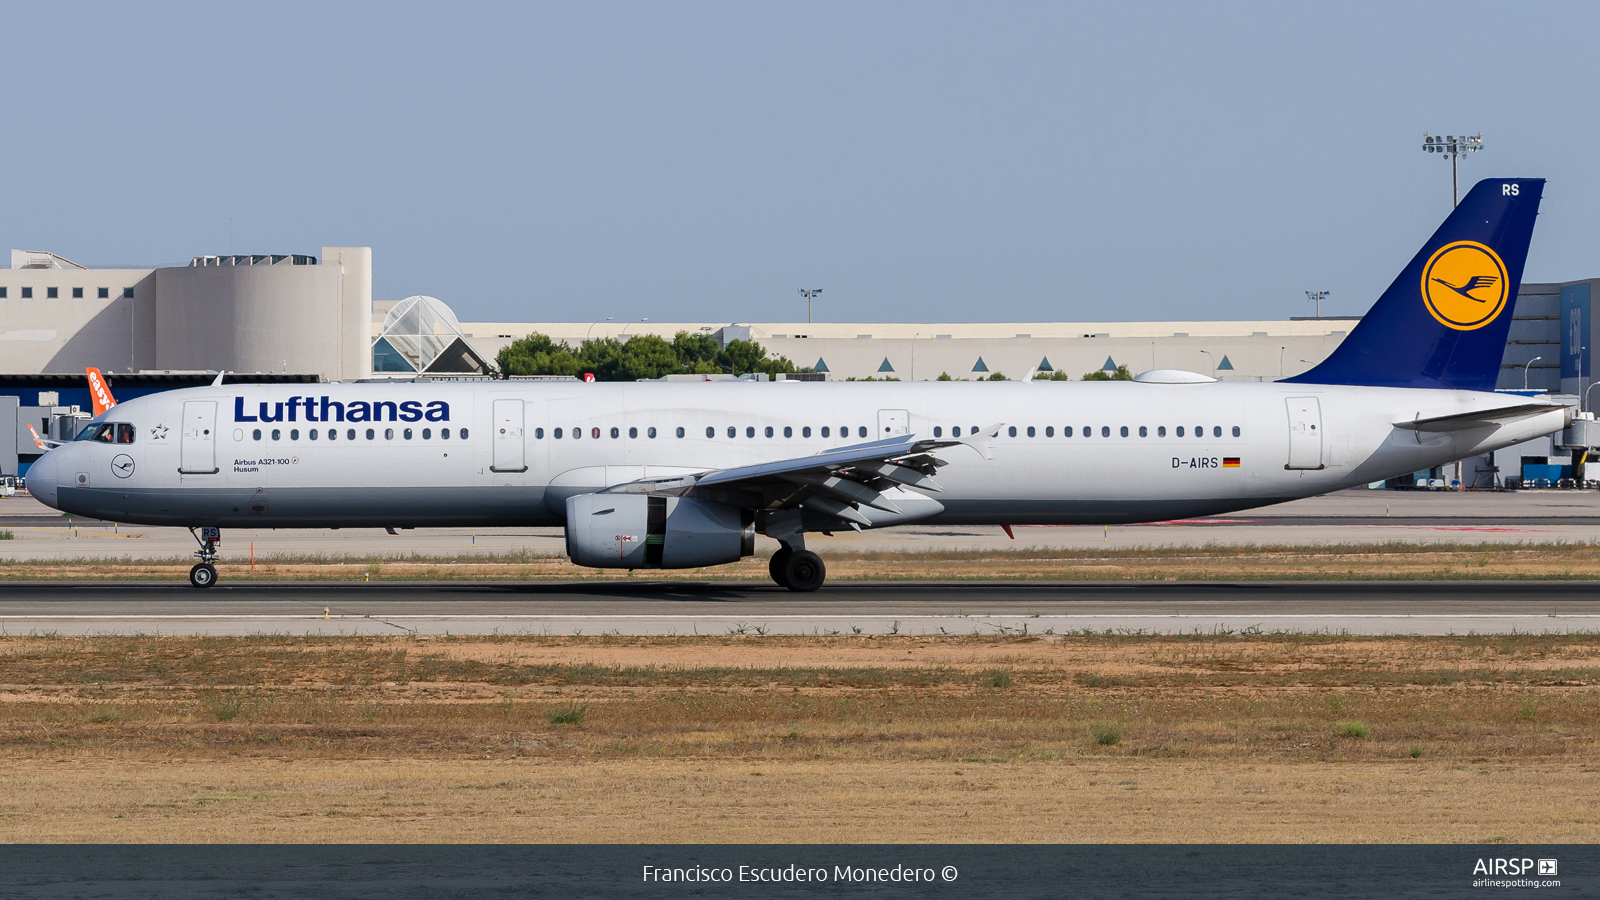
[85,367,117,416]
[1284,178,1544,392]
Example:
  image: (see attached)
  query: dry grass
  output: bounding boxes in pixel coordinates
[5,540,1600,582]
[3,633,1600,841]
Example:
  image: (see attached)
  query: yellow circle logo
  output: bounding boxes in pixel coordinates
[1420,240,1508,331]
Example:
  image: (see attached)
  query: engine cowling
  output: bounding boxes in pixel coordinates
[565,493,754,569]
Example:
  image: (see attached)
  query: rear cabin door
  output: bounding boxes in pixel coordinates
[1285,397,1324,470]
[491,398,527,472]
[179,401,218,474]
[877,409,910,438]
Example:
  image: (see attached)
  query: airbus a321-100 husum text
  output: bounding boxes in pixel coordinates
[27,179,1567,590]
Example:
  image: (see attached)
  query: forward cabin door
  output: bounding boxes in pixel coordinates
[491,399,528,472]
[877,409,910,438]
[1284,397,1324,470]
[179,401,218,474]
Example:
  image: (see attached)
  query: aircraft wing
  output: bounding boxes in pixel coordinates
[1395,402,1568,433]
[600,425,1002,527]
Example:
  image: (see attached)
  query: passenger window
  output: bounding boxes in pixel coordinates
[1045,426,1053,437]
[647,427,656,438]
[934,426,942,438]
[821,426,830,438]
[746,426,755,438]
[675,427,684,438]
[706,426,715,438]
[1063,426,1073,437]
[268,428,279,440]
[765,426,774,438]
[1138,426,1147,437]
[327,429,335,441]
[1176,426,1185,437]
[840,425,848,437]
[802,426,811,438]
[1101,426,1110,437]
[1120,426,1128,437]
[1008,426,1017,437]
[310,429,319,440]
[573,427,582,440]
[728,426,736,438]
[290,429,300,440]
[347,429,356,440]
[404,428,413,440]
[628,427,637,439]
[552,428,561,439]
[611,427,620,439]
[1232,426,1241,437]
[1194,426,1203,438]
[783,426,791,438]
[116,424,136,443]
[951,426,960,437]
[1083,426,1091,437]
[1158,426,1166,437]
[592,427,601,439]
[253,429,262,441]
[459,428,468,439]
[1026,426,1035,437]
[858,426,867,438]
[1213,426,1222,437]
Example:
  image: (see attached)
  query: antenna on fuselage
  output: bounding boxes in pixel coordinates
[211,371,226,387]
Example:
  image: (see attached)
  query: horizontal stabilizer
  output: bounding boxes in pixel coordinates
[1395,402,1567,433]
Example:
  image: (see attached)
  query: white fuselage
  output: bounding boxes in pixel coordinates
[26,379,1563,530]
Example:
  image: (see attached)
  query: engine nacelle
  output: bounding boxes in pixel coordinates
[565,493,754,569]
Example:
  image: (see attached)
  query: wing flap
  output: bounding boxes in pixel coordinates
[1396,402,1568,433]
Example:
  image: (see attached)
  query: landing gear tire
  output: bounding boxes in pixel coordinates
[768,548,793,588]
[781,550,825,593]
[189,563,217,589]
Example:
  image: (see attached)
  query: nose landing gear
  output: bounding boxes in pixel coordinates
[187,526,221,589]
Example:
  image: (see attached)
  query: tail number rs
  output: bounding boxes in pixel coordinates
[1503,183,1520,196]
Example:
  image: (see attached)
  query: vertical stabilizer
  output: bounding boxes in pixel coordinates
[1284,178,1544,391]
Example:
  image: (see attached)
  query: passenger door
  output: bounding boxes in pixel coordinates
[179,401,218,474]
[491,398,527,472]
[877,409,910,438]
[1285,397,1324,470]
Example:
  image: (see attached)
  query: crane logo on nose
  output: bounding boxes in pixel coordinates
[111,454,135,478]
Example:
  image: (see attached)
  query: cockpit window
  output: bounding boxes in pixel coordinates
[75,423,135,443]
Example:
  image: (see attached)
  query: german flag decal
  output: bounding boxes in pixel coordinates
[1222,457,1241,468]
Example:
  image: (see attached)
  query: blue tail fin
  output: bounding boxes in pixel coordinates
[1283,178,1544,391]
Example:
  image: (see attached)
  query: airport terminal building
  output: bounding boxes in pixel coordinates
[2,246,1597,484]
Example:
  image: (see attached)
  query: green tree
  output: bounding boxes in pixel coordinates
[718,338,801,377]
[1081,365,1134,381]
[1033,370,1072,381]
[985,372,1008,381]
[936,372,955,381]
[496,333,583,377]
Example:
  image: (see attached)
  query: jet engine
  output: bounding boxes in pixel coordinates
[565,493,754,569]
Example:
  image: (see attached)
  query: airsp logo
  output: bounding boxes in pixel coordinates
[1420,240,1509,331]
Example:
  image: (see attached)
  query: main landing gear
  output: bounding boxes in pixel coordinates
[188,526,221,589]
[768,546,826,593]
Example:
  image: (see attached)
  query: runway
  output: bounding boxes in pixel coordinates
[4,580,1598,636]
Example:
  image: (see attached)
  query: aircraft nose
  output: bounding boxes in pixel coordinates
[27,451,59,509]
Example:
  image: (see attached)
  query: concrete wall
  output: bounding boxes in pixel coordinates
[0,268,156,373]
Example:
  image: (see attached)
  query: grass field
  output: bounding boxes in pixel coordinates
[3,632,1599,841]
[5,540,1600,582]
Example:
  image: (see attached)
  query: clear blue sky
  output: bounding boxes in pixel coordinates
[5,2,1598,324]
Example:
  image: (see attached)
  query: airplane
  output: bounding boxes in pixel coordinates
[24,178,1568,591]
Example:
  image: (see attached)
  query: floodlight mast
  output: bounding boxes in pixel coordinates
[1422,132,1483,207]
[798,288,822,324]
[1305,290,1329,318]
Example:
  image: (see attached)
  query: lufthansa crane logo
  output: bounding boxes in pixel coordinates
[1420,240,1509,331]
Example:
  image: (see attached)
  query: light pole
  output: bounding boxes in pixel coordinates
[1151,340,1156,370]
[1199,349,1215,377]
[799,288,822,324]
[1305,291,1329,318]
[586,317,614,342]
[1523,356,1542,391]
[1279,346,1286,377]
[1422,132,1483,207]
